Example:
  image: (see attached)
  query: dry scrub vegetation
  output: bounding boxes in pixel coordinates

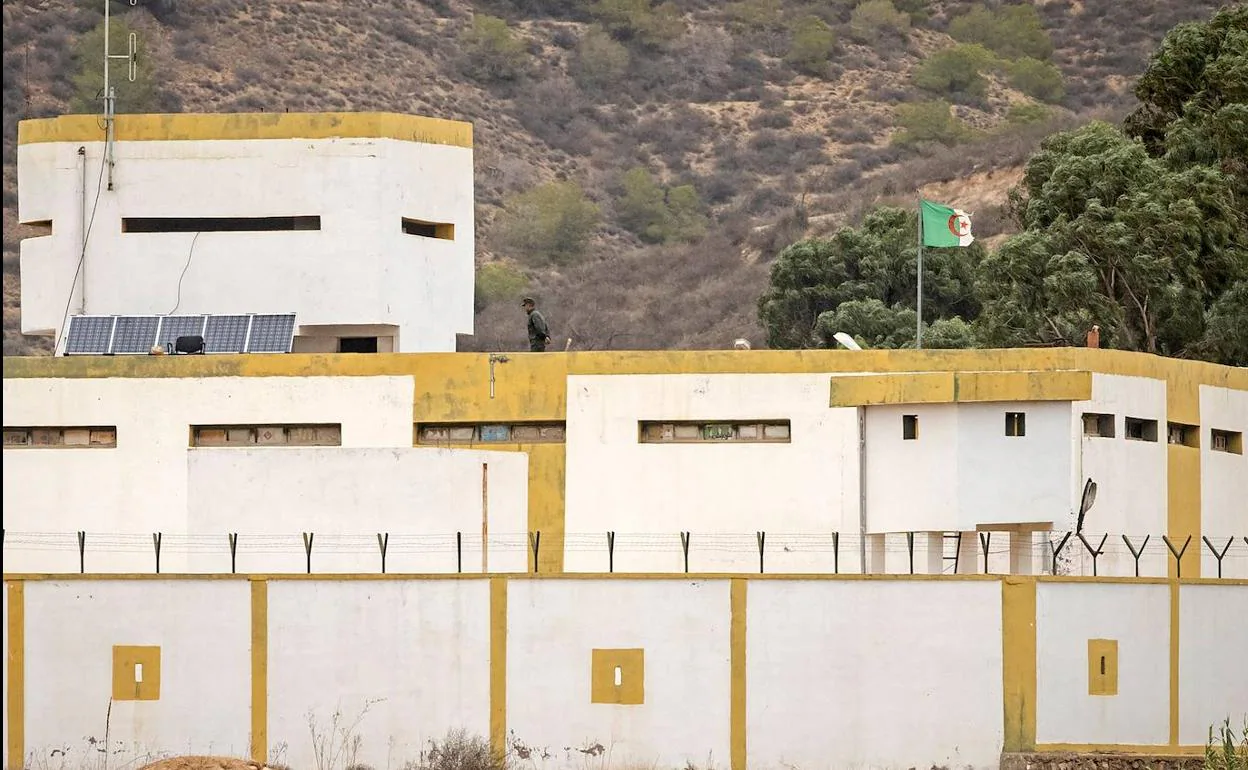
[0,0,1222,354]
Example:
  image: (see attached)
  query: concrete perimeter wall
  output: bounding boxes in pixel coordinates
[4,576,1245,770]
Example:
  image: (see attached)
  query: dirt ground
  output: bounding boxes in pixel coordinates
[137,758,269,770]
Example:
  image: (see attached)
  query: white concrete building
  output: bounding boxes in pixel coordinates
[17,112,475,352]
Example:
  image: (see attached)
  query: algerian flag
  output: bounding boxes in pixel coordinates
[920,199,974,248]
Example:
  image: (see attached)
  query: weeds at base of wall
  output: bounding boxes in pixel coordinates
[1205,719,1248,770]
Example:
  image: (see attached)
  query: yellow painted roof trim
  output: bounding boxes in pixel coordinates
[828,371,1092,406]
[17,112,473,148]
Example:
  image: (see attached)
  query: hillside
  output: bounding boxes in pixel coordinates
[0,0,1226,355]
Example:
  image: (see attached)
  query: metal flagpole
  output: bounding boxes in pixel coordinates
[916,200,924,349]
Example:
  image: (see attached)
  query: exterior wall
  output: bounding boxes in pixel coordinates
[507,579,731,768]
[187,447,530,573]
[268,580,491,770]
[1035,582,1170,745]
[1178,583,1248,744]
[866,404,959,532]
[17,118,474,351]
[747,579,1003,770]
[1199,386,1248,579]
[20,580,252,768]
[564,373,861,573]
[1,376,416,572]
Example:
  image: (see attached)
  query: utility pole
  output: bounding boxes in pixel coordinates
[103,0,139,191]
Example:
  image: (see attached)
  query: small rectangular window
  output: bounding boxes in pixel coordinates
[1005,412,1026,437]
[902,415,919,440]
[1167,422,1199,448]
[191,424,341,447]
[123,216,320,233]
[1211,429,1243,455]
[402,217,455,240]
[415,422,566,445]
[338,337,378,353]
[2,426,117,448]
[638,421,792,443]
[1082,413,1115,438]
[1124,417,1158,442]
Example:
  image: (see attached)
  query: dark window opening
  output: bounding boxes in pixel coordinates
[902,414,918,440]
[339,337,379,354]
[1082,413,1115,438]
[1167,422,1199,448]
[123,216,321,233]
[1125,417,1158,442]
[1006,412,1026,437]
[402,217,455,240]
[1211,429,1243,455]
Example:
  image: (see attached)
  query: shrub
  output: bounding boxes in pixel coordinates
[590,0,685,49]
[749,109,793,129]
[615,167,707,244]
[785,15,836,76]
[476,262,530,312]
[848,0,910,47]
[892,100,971,146]
[570,25,629,92]
[459,14,528,82]
[1005,102,1051,125]
[948,4,1053,61]
[409,729,507,770]
[499,181,601,265]
[912,43,996,102]
[1007,57,1064,103]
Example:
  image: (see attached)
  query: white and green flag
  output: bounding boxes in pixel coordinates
[920,199,974,247]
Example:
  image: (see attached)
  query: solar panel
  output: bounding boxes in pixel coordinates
[155,315,208,351]
[110,316,161,354]
[245,313,296,353]
[203,315,250,353]
[64,316,116,355]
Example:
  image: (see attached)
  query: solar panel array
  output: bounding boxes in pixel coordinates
[62,313,297,356]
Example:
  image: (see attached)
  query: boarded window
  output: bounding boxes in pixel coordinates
[1166,422,1199,448]
[191,424,341,447]
[415,422,566,445]
[638,421,791,443]
[1082,413,1115,438]
[3,426,117,448]
[1211,429,1243,455]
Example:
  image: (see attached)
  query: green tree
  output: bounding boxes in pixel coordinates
[70,17,164,114]
[891,0,929,24]
[785,15,836,76]
[460,14,529,82]
[912,43,997,101]
[475,262,530,312]
[615,167,707,244]
[977,122,1247,361]
[848,0,910,47]
[590,0,685,48]
[1007,57,1064,103]
[892,100,972,146]
[570,25,630,91]
[500,181,601,265]
[949,3,1053,61]
[757,207,982,348]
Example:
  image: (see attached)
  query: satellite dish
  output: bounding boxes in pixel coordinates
[1075,478,1097,533]
[833,332,863,351]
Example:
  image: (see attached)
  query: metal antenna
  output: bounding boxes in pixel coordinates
[103,0,139,191]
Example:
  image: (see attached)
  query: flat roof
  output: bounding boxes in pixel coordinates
[17,111,473,148]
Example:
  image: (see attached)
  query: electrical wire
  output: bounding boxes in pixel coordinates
[55,146,108,353]
[167,230,202,315]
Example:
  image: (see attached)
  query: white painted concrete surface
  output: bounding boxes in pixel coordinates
[18,136,475,351]
[564,374,861,573]
[1200,386,1248,579]
[1178,583,1248,744]
[747,579,1004,770]
[21,580,252,767]
[267,580,491,770]
[187,447,529,573]
[507,579,731,768]
[1035,582,1170,745]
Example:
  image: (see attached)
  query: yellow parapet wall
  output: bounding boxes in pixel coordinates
[17,111,473,148]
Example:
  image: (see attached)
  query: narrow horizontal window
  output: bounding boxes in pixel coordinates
[1124,417,1158,442]
[402,217,454,240]
[3,426,117,448]
[1211,429,1243,455]
[1005,412,1026,437]
[123,216,321,233]
[415,422,566,445]
[1166,422,1199,448]
[638,420,791,444]
[1082,413,1115,438]
[191,424,341,447]
[902,414,918,440]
